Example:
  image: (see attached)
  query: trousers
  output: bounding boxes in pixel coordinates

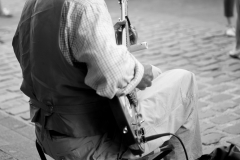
[236,0,240,48]
[35,68,203,160]
[224,0,235,18]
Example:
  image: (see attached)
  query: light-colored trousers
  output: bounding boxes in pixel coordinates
[36,68,202,160]
[129,67,203,160]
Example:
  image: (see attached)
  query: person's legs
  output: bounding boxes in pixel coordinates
[224,0,236,36]
[35,68,202,160]
[229,0,240,58]
[135,69,202,160]
[235,0,240,49]
[35,124,127,160]
[0,0,12,18]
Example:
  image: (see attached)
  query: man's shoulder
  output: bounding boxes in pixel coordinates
[68,0,106,8]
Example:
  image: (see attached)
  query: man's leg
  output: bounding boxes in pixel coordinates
[135,69,202,160]
[35,124,127,160]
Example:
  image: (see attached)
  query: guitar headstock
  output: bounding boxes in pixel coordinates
[117,0,130,48]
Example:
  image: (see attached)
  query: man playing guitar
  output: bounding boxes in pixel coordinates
[13,0,202,159]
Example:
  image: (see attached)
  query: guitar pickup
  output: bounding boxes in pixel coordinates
[135,127,145,136]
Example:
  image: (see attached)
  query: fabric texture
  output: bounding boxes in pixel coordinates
[36,68,203,160]
[59,0,144,99]
[224,0,235,17]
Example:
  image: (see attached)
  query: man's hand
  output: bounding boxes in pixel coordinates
[136,64,153,90]
[114,20,138,45]
[113,20,126,32]
[129,25,138,45]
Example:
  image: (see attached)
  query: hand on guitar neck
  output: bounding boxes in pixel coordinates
[136,64,153,90]
[114,20,138,45]
[114,21,153,90]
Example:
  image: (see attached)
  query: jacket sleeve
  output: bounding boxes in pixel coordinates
[72,2,144,99]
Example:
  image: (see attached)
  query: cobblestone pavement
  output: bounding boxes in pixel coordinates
[0,0,240,159]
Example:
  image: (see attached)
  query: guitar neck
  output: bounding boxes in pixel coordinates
[119,0,130,49]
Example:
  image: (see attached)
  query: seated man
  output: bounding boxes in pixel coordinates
[12,0,202,159]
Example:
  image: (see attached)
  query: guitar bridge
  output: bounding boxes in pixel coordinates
[135,127,145,136]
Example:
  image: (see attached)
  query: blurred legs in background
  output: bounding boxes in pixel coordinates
[229,0,240,58]
[224,0,235,36]
[0,0,12,18]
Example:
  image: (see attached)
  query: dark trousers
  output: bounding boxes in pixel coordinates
[224,0,235,17]
[236,0,240,48]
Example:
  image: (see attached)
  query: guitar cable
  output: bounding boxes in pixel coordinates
[118,132,189,160]
[144,132,189,160]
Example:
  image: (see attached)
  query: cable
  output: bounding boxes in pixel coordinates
[144,133,189,160]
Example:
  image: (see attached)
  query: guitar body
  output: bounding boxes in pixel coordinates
[109,96,145,155]
[109,0,149,156]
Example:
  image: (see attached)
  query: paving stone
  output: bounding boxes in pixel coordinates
[227,136,240,148]
[167,49,184,56]
[235,109,240,115]
[200,70,224,78]
[225,58,240,66]
[208,84,234,93]
[172,59,189,66]
[234,98,240,104]
[181,45,199,52]
[0,150,17,160]
[15,125,36,141]
[231,89,240,95]
[182,51,200,58]
[0,75,13,82]
[5,104,29,115]
[0,99,26,110]
[179,64,197,72]
[0,128,30,145]
[202,132,225,145]
[0,117,27,130]
[19,111,31,120]
[211,101,238,112]
[0,138,10,146]
[233,79,240,85]
[198,63,220,71]
[0,92,22,103]
[200,122,215,132]
[207,76,236,85]
[199,110,216,119]
[198,91,210,99]
[210,113,240,124]
[228,70,240,78]
[197,83,208,90]
[0,111,9,120]
[7,86,21,92]
[0,69,19,76]
[0,141,40,160]
[195,58,218,66]
[198,101,208,109]
[225,64,240,72]
[223,123,240,134]
[208,94,233,103]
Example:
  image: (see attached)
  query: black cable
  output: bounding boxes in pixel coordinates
[144,133,189,160]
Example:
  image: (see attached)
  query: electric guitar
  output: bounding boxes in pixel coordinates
[109,0,148,156]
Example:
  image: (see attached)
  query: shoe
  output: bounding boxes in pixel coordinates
[0,8,13,18]
[225,27,235,37]
[229,49,240,59]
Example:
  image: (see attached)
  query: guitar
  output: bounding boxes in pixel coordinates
[109,0,148,156]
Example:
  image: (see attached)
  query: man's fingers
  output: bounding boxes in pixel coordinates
[118,19,126,24]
